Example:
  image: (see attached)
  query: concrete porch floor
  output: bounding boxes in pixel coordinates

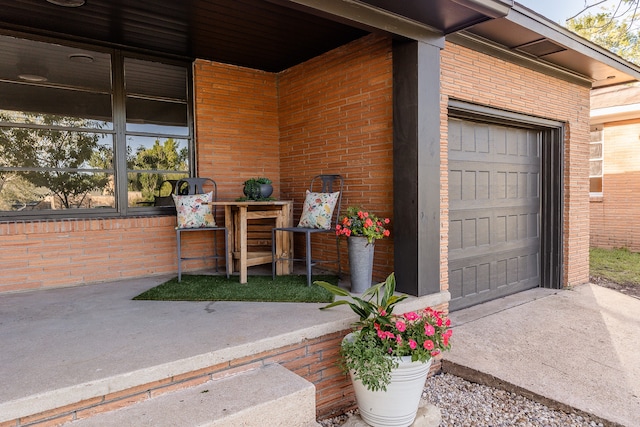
[1,270,639,426]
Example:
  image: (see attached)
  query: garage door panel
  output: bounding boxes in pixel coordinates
[449,209,539,247]
[449,245,539,300]
[449,118,540,310]
[449,238,540,269]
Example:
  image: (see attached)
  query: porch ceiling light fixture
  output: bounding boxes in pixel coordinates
[46,0,85,7]
[68,53,95,63]
[18,74,48,82]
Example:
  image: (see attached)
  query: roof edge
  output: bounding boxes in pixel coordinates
[447,31,593,88]
[451,0,513,18]
[509,3,640,82]
[279,0,445,48]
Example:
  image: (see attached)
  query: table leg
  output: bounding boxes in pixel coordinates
[239,206,248,284]
[282,203,293,274]
[224,205,234,276]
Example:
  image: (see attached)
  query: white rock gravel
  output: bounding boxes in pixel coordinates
[319,373,606,427]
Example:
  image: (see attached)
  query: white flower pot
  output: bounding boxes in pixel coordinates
[350,355,432,427]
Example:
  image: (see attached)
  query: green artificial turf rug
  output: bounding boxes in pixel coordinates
[133,274,337,303]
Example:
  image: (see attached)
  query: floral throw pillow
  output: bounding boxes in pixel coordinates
[172,192,216,229]
[297,190,340,230]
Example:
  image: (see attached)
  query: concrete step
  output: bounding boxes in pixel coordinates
[64,364,320,427]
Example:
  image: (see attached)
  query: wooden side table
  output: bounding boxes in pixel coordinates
[210,201,293,283]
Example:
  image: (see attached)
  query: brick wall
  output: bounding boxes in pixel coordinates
[0,217,178,293]
[441,41,591,287]
[278,34,395,281]
[193,61,280,200]
[590,119,640,251]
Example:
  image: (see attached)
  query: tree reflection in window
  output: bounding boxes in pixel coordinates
[0,113,113,210]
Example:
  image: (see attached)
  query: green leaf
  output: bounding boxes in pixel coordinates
[314,280,351,296]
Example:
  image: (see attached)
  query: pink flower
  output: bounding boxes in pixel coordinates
[364,218,373,227]
[431,350,441,357]
[445,318,451,327]
[423,340,434,350]
[404,311,419,321]
[424,324,435,336]
[409,339,417,350]
[395,335,402,344]
[378,307,387,316]
[383,230,390,237]
[357,211,364,219]
[395,320,406,332]
[344,229,351,236]
[384,218,390,224]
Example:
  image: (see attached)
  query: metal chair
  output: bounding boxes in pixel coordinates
[174,178,229,281]
[272,174,344,286]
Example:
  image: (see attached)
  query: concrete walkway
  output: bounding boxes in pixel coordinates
[444,283,640,427]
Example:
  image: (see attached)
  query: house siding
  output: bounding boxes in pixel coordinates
[590,118,640,251]
[441,41,591,287]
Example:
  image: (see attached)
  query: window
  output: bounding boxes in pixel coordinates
[589,125,603,194]
[0,34,191,218]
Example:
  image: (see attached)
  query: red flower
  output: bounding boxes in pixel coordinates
[404,311,419,321]
[424,324,435,336]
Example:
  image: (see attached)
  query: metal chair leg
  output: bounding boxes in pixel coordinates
[305,231,312,287]
[335,235,341,278]
[176,230,182,282]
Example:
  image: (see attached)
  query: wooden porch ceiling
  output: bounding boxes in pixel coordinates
[1,1,637,86]
[1,0,369,71]
[0,0,503,72]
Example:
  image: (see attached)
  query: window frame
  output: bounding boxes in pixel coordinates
[0,33,194,220]
[589,125,604,196]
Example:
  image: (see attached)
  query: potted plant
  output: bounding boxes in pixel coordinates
[242,177,273,200]
[315,273,452,427]
[335,207,391,292]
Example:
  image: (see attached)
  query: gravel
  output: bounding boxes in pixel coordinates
[319,373,606,427]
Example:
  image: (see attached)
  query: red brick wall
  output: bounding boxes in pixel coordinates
[0,217,177,293]
[193,61,280,200]
[278,34,394,281]
[590,119,640,251]
[441,41,591,287]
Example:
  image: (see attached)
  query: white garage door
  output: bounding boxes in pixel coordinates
[448,118,541,310]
